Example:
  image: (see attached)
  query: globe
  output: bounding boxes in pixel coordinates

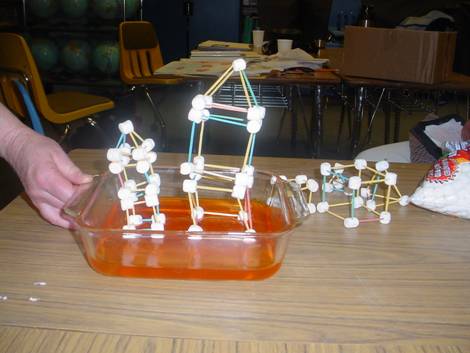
[30,0,58,18]
[31,38,59,71]
[92,41,120,75]
[92,0,139,19]
[61,40,91,73]
[61,0,88,18]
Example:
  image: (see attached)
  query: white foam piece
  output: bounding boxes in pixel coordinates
[270,176,277,185]
[203,95,213,108]
[366,199,376,211]
[193,156,205,172]
[192,206,204,221]
[188,224,203,232]
[106,148,121,162]
[129,214,143,226]
[123,224,136,230]
[118,120,134,134]
[142,138,155,152]
[120,155,131,166]
[317,201,329,213]
[242,165,255,176]
[148,173,160,186]
[245,229,256,234]
[145,183,160,196]
[109,161,124,174]
[320,162,331,176]
[354,159,367,170]
[399,195,410,206]
[235,172,250,187]
[188,108,203,123]
[353,196,364,208]
[375,160,389,172]
[119,143,132,156]
[136,160,151,174]
[180,162,194,175]
[183,179,197,193]
[191,94,206,111]
[247,120,262,134]
[154,213,166,224]
[344,217,359,228]
[145,194,159,207]
[380,211,391,224]
[385,172,397,186]
[118,187,131,200]
[151,222,164,231]
[120,198,134,211]
[146,151,157,164]
[307,203,316,214]
[232,58,246,71]
[201,109,210,121]
[232,184,246,199]
[360,187,370,199]
[324,183,334,193]
[307,179,319,192]
[295,175,308,185]
[247,105,266,121]
[348,176,362,190]
[132,147,146,161]
[238,210,248,221]
[189,172,202,181]
[333,163,344,174]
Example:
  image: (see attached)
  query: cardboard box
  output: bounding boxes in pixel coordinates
[343,26,457,84]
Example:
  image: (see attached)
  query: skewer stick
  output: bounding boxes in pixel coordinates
[332,164,354,169]
[373,194,399,201]
[359,218,380,223]
[237,198,245,212]
[123,167,129,181]
[329,202,351,207]
[152,206,158,217]
[246,189,253,229]
[327,210,345,220]
[200,175,220,182]
[393,185,402,198]
[243,134,254,167]
[210,103,248,113]
[308,192,313,203]
[118,173,124,186]
[129,133,139,147]
[206,163,240,170]
[203,170,235,181]
[205,66,234,96]
[366,166,386,177]
[195,191,200,208]
[385,185,392,212]
[361,179,385,185]
[188,193,196,224]
[241,70,258,106]
[365,207,381,216]
[197,185,232,193]
[131,131,145,143]
[205,211,238,217]
[239,72,252,108]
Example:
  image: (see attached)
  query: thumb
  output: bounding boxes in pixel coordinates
[53,151,92,185]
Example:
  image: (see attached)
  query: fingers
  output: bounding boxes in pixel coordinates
[37,202,72,229]
[52,150,92,185]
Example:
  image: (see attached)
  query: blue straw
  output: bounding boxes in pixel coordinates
[248,133,256,165]
[188,122,196,162]
[321,176,326,202]
[372,184,378,201]
[351,190,356,218]
[115,134,124,148]
[209,116,247,127]
[241,70,258,106]
[210,114,244,122]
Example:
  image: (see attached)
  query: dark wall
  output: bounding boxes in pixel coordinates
[144,0,240,63]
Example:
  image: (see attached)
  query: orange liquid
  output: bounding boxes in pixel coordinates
[87,197,288,280]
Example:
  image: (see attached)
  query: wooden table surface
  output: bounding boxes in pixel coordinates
[1,150,470,353]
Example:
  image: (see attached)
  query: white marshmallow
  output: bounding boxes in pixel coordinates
[203,95,213,108]
[348,176,362,190]
[142,138,155,152]
[120,198,134,211]
[375,160,389,172]
[136,160,151,174]
[366,199,376,211]
[132,147,147,161]
[188,224,203,232]
[109,162,124,174]
[344,217,359,228]
[148,173,160,186]
[146,151,157,164]
[145,183,160,195]
[279,175,288,181]
[399,195,410,206]
[192,206,204,221]
[235,172,250,187]
[124,179,137,190]
[360,187,370,199]
[193,156,205,172]
[153,213,166,224]
[232,58,247,71]
[191,94,206,111]
[295,175,308,185]
[242,165,255,176]
[188,108,203,123]
[247,106,266,121]
[118,187,131,200]
[354,159,367,170]
[151,222,164,231]
[123,224,136,230]
[120,155,131,166]
[333,162,345,174]
[145,194,159,207]
[307,179,319,192]
[245,229,256,234]
[247,120,262,134]
[189,172,202,181]
[385,172,397,186]
[119,143,132,156]
[180,162,194,175]
[129,214,143,226]
[307,203,316,214]
[238,210,248,221]
[332,180,344,190]
[183,179,197,193]
[232,184,246,199]
[317,201,329,213]
[380,211,391,224]
[320,162,331,176]
[118,120,134,134]
[270,176,277,185]
[107,148,121,162]
[324,183,334,193]
[352,196,364,208]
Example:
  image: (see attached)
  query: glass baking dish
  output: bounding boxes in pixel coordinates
[63,166,309,280]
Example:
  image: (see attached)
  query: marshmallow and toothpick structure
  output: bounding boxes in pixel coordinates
[317,159,410,228]
[107,120,166,231]
[181,59,264,232]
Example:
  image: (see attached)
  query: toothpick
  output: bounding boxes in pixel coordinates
[327,210,345,221]
[205,66,233,96]
[206,163,240,171]
[385,185,392,212]
[243,134,254,167]
[197,121,205,156]
[197,185,232,193]
[205,211,238,217]
[203,170,235,181]
[329,202,351,207]
[239,71,252,108]
[393,185,402,198]
[210,102,248,113]
[131,131,145,143]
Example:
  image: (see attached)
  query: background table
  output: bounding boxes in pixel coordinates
[1,150,470,353]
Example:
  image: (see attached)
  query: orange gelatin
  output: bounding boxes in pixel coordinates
[87,197,288,280]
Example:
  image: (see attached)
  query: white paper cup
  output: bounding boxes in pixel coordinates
[252,30,264,53]
[277,39,293,54]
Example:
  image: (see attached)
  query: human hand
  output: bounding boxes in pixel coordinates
[5,129,92,228]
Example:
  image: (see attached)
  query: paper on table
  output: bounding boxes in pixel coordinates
[424,118,463,148]
[197,40,252,51]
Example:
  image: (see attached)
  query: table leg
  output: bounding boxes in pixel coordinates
[288,85,297,148]
[311,84,323,158]
[351,86,366,158]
